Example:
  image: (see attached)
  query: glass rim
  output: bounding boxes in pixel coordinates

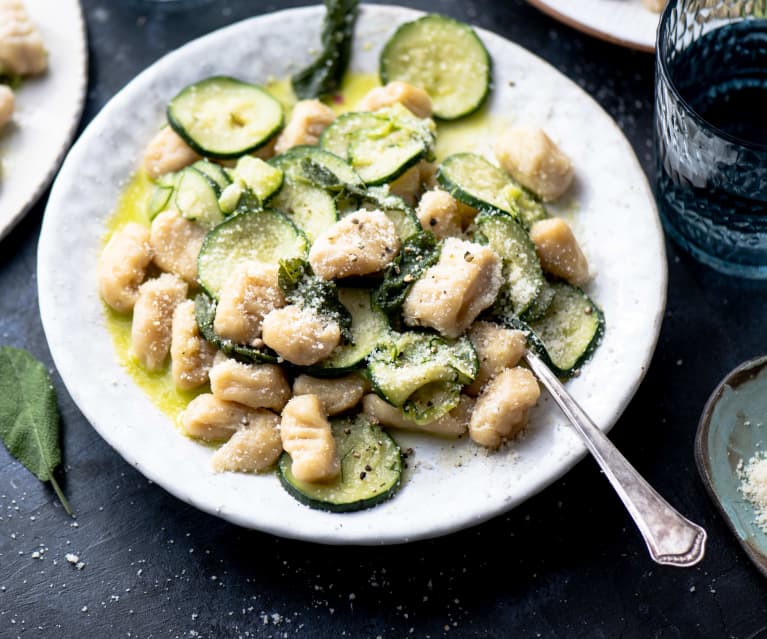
[657,0,767,153]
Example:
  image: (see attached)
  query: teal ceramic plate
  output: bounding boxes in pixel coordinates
[695,355,767,577]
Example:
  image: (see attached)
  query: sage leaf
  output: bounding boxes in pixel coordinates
[291,0,359,99]
[0,346,72,516]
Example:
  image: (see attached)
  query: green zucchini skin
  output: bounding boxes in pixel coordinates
[473,208,549,321]
[437,153,548,229]
[197,208,308,300]
[167,76,284,159]
[319,106,435,186]
[379,14,492,120]
[307,288,391,377]
[526,282,605,378]
[277,416,402,513]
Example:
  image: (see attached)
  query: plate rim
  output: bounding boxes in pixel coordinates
[526,0,657,53]
[38,3,668,545]
[0,0,89,241]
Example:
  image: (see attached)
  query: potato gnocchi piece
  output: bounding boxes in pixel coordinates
[209,356,291,412]
[293,374,368,416]
[0,0,47,76]
[211,410,282,473]
[469,367,540,449]
[180,393,260,442]
[416,189,463,240]
[170,300,216,391]
[261,304,341,366]
[131,273,188,371]
[418,160,438,190]
[402,237,502,339]
[362,393,473,438]
[274,99,336,155]
[150,209,206,284]
[357,81,433,119]
[0,84,14,129]
[465,322,527,396]
[642,0,664,11]
[98,223,154,313]
[529,218,590,286]
[389,163,422,207]
[494,126,574,202]
[309,209,400,280]
[213,261,284,346]
[142,126,201,180]
[280,394,340,483]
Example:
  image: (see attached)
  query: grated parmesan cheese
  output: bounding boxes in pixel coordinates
[738,453,767,533]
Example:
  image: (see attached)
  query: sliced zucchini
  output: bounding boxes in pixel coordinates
[320,106,435,185]
[192,160,231,191]
[367,331,477,414]
[175,167,224,227]
[402,380,462,424]
[438,153,519,220]
[167,76,283,159]
[231,156,283,201]
[197,209,308,299]
[438,153,548,228]
[474,209,549,320]
[379,14,491,120]
[320,111,382,159]
[277,415,402,513]
[271,145,363,190]
[146,184,175,220]
[348,123,427,185]
[270,180,337,242]
[194,293,278,364]
[309,288,391,376]
[528,282,604,377]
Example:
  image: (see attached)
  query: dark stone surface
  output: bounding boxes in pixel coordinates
[2,1,767,637]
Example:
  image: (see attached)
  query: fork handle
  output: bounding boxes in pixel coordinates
[524,351,706,567]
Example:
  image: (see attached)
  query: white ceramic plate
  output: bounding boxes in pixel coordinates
[0,0,87,240]
[38,5,666,545]
[528,0,660,52]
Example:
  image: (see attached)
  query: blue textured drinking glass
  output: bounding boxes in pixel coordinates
[655,0,767,278]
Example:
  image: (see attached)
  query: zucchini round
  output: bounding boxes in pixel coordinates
[308,288,391,376]
[175,167,225,228]
[474,209,548,320]
[277,416,402,513]
[379,14,491,120]
[438,153,548,228]
[167,76,283,159]
[528,282,605,377]
[197,209,308,299]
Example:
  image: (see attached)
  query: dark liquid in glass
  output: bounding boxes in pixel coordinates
[655,20,767,272]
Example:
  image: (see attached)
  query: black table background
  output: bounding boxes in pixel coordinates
[2,1,767,637]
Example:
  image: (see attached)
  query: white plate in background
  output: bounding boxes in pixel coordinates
[0,0,87,240]
[38,5,666,544]
[528,0,660,52]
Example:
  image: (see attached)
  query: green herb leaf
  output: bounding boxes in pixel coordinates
[373,232,441,317]
[0,346,72,516]
[278,258,353,342]
[291,0,359,99]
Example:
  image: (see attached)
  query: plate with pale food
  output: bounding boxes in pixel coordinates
[0,0,87,240]
[38,3,666,543]
[527,0,662,52]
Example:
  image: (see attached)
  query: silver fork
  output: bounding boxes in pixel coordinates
[524,350,707,567]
